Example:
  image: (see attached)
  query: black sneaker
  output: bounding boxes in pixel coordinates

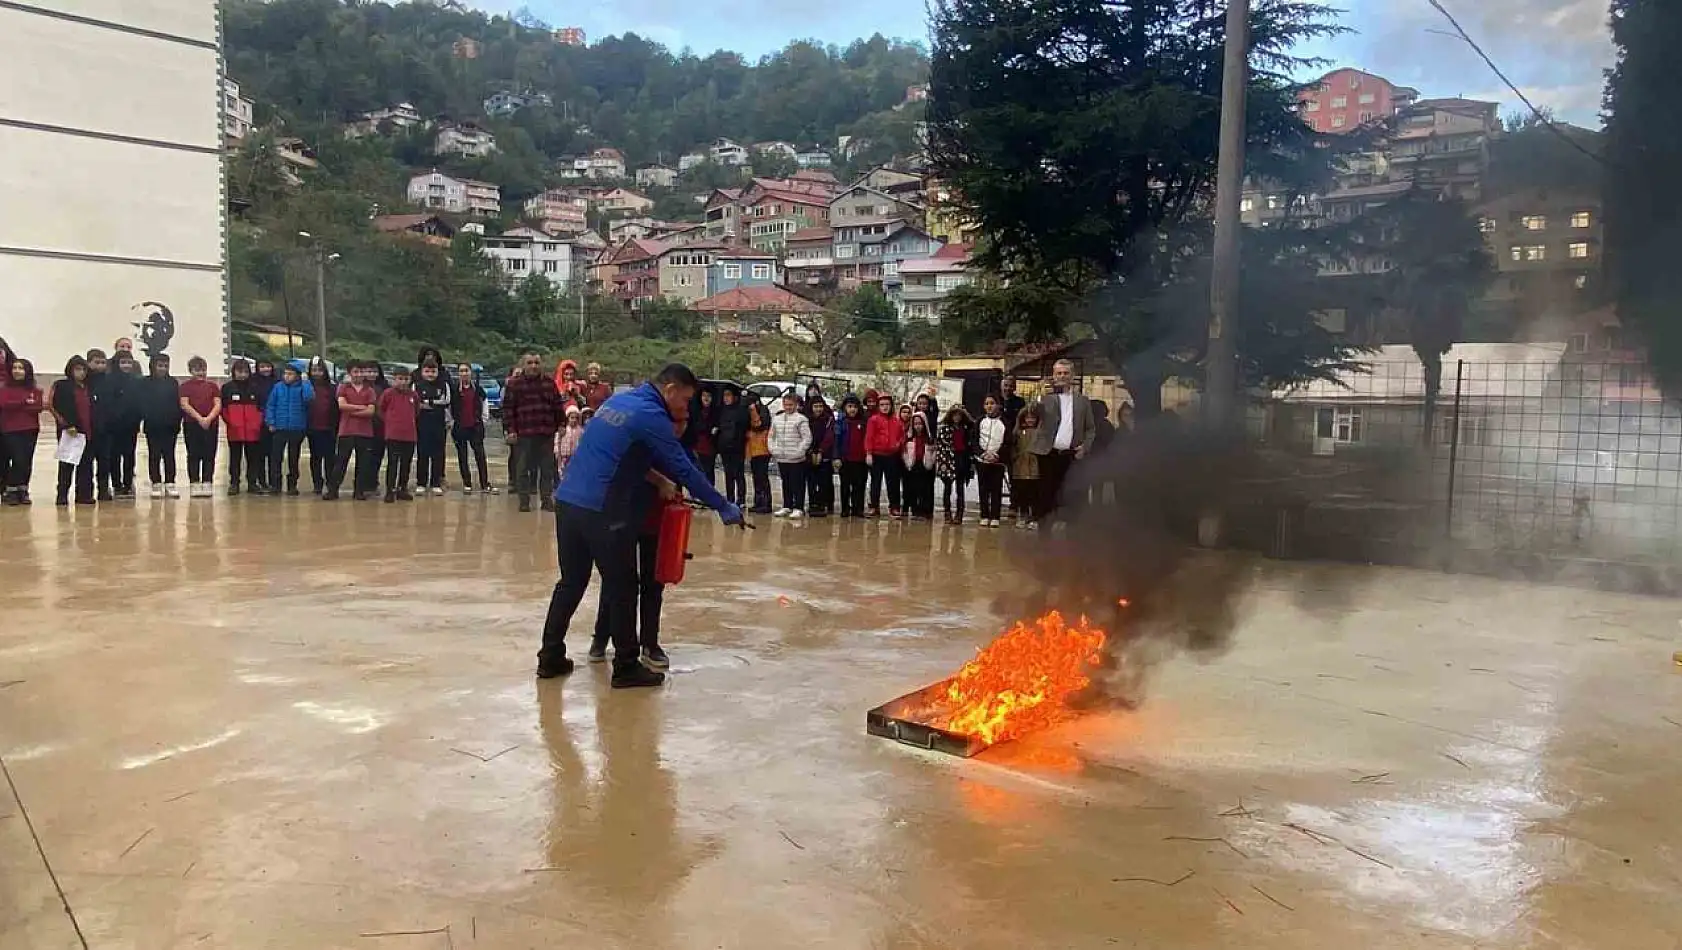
[351,491,366,502]
[536,656,576,679]
[322,490,339,501]
[227,486,240,497]
[519,496,532,512]
[98,490,115,502]
[611,664,665,689]
[640,645,670,670]
[286,486,301,497]
[587,639,609,664]
[540,498,556,512]
[384,492,397,504]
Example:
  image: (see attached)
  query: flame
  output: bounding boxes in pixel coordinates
[929,611,1107,745]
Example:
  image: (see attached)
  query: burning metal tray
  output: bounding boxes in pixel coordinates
[866,680,989,758]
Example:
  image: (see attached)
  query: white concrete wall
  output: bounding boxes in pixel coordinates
[0,0,227,371]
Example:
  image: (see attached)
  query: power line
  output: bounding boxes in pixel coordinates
[1421,0,1608,168]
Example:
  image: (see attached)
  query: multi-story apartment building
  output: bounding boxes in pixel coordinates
[829,183,922,227]
[656,243,778,304]
[703,188,744,239]
[636,164,678,189]
[1298,68,1418,134]
[483,90,552,118]
[606,238,669,308]
[833,219,941,287]
[594,187,652,214]
[344,102,424,138]
[406,171,499,216]
[480,227,573,290]
[1387,98,1500,202]
[587,147,626,180]
[1477,188,1603,335]
[522,190,589,233]
[782,227,837,293]
[434,122,497,158]
[224,79,255,142]
[894,245,972,324]
[553,27,586,46]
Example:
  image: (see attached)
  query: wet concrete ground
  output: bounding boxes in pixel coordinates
[3,488,1682,949]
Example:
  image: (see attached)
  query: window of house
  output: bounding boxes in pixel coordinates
[1358,92,1375,104]
[508,259,526,270]
[1306,100,1321,112]
[1522,215,1547,230]
[676,273,692,287]
[864,245,881,256]
[1331,96,1348,108]
[1349,75,1362,89]
[1240,197,1254,212]
[1441,413,1488,447]
[1479,217,1496,233]
[1331,115,1346,128]
[751,263,771,279]
[543,261,558,273]
[1524,245,1547,261]
[1509,245,1524,261]
[1569,242,1590,259]
[1315,407,1363,444]
[1265,195,1282,210]
[722,263,741,279]
[1571,211,1591,228]
[935,274,967,291]
[883,261,899,277]
[1359,111,1374,123]
[836,245,856,259]
[1574,274,1589,289]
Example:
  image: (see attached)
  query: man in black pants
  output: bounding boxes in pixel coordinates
[1027,359,1095,527]
[537,363,744,689]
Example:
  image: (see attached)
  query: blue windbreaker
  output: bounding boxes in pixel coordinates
[263,378,314,431]
[554,382,729,517]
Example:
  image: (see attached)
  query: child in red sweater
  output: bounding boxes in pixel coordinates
[378,368,419,502]
[864,394,906,517]
[0,358,44,506]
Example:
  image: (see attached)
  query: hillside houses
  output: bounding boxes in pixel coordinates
[434,121,496,158]
[406,171,500,216]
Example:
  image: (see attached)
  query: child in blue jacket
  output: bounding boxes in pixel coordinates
[263,364,313,495]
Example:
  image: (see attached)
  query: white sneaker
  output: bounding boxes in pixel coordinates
[432,486,445,496]
[789,509,805,519]
[462,485,475,495]
[165,485,180,499]
[774,508,791,518]
[485,485,500,496]
[150,484,165,498]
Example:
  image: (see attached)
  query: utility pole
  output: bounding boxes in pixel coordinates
[314,248,329,359]
[1204,0,1251,430]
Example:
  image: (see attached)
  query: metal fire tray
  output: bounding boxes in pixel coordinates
[866,680,989,758]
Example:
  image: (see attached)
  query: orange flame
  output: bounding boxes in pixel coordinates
[929,611,1107,745]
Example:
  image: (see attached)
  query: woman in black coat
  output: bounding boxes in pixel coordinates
[713,385,749,507]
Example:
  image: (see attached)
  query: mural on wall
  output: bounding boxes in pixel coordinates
[132,301,175,363]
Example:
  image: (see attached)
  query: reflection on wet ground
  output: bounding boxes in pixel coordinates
[2,497,1680,948]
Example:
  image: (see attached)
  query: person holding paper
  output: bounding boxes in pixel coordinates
[49,356,96,506]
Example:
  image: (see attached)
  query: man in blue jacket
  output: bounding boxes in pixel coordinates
[263,363,314,496]
[539,362,744,687]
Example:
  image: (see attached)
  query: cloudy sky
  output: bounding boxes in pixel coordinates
[489,0,1614,126]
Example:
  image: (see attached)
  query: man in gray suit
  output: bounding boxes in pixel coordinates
[1029,359,1095,524]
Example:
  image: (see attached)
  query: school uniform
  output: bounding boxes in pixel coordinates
[306,378,339,493]
[452,379,491,490]
[49,379,96,504]
[412,376,452,490]
[377,387,419,498]
[178,378,221,486]
[326,382,378,499]
[137,373,182,488]
[0,383,44,502]
[835,412,869,517]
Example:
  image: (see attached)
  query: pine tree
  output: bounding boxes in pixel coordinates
[1604,0,1682,392]
[926,0,1364,415]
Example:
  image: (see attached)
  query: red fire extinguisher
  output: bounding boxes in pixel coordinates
[653,499,694,585]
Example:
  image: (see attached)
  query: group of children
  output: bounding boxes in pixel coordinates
[0,334,500,506]
[681,382,1050,528]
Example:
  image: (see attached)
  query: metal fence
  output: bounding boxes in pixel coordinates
[1248,357,1682,585]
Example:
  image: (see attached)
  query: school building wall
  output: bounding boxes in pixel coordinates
[0,0,228,372]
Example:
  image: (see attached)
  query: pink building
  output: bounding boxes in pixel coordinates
[1298,68,1418,134]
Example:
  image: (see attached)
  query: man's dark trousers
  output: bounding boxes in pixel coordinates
[540,503,640,674]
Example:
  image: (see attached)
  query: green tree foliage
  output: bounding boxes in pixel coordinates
[1366,190,1493,441]
[788,284,899,368]
[1604,0,1682,392]
[925,0,1364,416]
[222,0,927,169]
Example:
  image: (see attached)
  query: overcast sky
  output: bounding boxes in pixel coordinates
[487,0,1614,126]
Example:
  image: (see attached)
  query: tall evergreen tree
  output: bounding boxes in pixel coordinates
[926,0,1364,415]
[1604,0,1682,392]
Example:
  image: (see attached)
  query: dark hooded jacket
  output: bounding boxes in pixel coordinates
[137,371,182,428]
[714,392,750,455]
[94,363,142,429]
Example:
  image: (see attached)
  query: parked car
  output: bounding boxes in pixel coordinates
[746,380,799,404]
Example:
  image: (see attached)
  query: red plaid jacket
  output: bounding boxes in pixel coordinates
[502,373,564,438]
